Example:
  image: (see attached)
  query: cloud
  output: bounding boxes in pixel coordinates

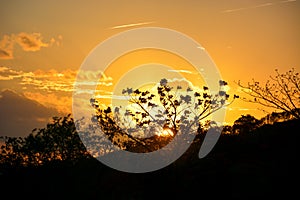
[0,66,115,115]
[75,89,113,95]
[0,67,76,92]
[0,66,33,81]
[99,71,113,82]
[0,35,14,59]
[0,89,60,137]
[0,32,62,59]
[24,92,72,114]
[0,49,13,59]
[197,46,206,50]
[74,70,114,94]
[109,21,155,29]
[226,107,258,111]
[0,67,77,112]
[1,67,113,92]
[50,34,63,47]
[20,69,76,92]
[168,69,194,74]
[76,70,112,83]
[94,94,130,101]
[16,32,49,52]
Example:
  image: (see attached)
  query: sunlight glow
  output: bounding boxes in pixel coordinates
[156,128,174,137]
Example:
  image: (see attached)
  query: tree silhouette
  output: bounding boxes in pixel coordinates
[90,78,237,153]
[221,125,233,135]
[0,114,90,167]
[237,68,300,119]
[232,114,262,134]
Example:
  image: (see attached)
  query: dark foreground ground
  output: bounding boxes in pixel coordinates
[1,119,299,200]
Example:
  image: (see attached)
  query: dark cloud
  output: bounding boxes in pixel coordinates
[0,89,61,137]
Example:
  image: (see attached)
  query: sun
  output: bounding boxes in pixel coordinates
[156,128,174,137]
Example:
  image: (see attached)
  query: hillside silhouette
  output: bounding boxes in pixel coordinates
[0,113,298,199]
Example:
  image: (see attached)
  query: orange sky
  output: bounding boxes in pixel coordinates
[0,0,299,136]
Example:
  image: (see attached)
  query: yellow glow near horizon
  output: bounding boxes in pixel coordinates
[95,48,206,105]
[156,128,174,137]
[93,48,247,125]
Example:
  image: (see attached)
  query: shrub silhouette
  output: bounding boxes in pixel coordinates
[0,114,90,167]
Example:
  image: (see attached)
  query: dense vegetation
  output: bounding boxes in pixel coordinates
[0,113,298,199]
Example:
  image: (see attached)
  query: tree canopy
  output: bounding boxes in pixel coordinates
[0,114,90,167]
[90,78,237,153]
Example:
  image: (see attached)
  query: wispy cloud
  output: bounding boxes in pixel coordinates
[0,67,114,114]
[226,107,258,111]
[94,94,130,101]
[21,69,76,92]
[0,66,113,93]
[222,0,297,13]
[16,32,49,52]
[168,69,194,74]
[0,66,76,92]
[109,21,155,29]
[74,70,113,88]
[197,46,206,50]
[0,32,62,59]
[0,66,114,130]
[0,66,34,80]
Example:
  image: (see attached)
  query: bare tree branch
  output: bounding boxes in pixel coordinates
[237,68,300,119]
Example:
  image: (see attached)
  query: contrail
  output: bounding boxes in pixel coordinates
[222,0,296,13]
[109,21,155,29]
[222,2,273,13]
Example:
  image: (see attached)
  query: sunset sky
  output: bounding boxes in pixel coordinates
[0,0,299,137]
